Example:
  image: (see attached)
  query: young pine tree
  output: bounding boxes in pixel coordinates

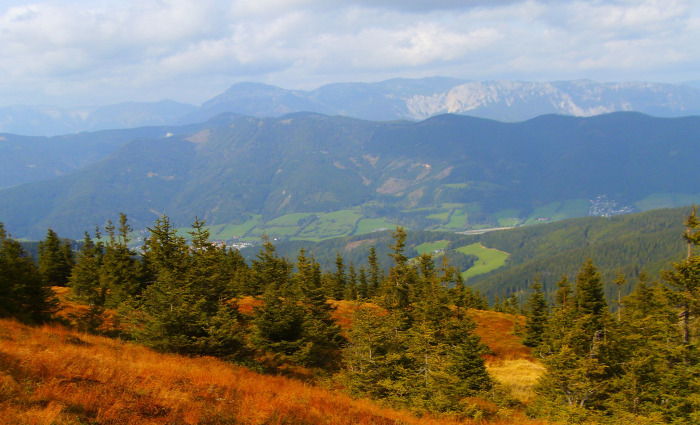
[523,276,548,348]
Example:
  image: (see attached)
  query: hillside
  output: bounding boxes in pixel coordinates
[0,124,205,190]
[0,293,546,425]
[256,207,693,303]
[2,112,699,240]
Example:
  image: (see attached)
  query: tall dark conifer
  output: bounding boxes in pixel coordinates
[38,228,74,287]
[523,276,548,348]
[0,223,58,323]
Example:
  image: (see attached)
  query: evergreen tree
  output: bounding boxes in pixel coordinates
[251,285,307,365]
[69,231,106,333]
[523,276,548,348]
[343,245,491,413]
[38,228,74,287]
[0,223,58,323]
[606,277,690,421]
[344,262,358,301]
[134,216,245,358]
[357,267,369,300]
[249,236,292,295]
[367,246,382,298]
[380,227,415,330]
[613,271,627,322]
[141,215,188,283]
[661,206,700,346]
[295,250,345,369]
[331,252,347,300]
[343,304,395,398]
[69,231,103,303]
[100,214,142,307]
[535,263,612,416]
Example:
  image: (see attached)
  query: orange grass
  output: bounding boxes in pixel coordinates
[469,310,532,362]
[52,286,89,318]
[0,318,553,425]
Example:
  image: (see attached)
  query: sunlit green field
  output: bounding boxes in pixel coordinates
[415,240,450,256]
[457,243,510,280]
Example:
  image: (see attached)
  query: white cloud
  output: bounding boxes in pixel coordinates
[0,0,697,106]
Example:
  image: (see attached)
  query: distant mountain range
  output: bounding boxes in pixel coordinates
[2,78,700,136]
[2,111,699,239]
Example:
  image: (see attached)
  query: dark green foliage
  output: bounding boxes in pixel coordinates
[130,216,246,358]
[68,231,106,333]
[523,277,547,348]
[366,245,382,298]
[660,206,700,345]
[248,236,293,295]
[342,229,492,413]
[469,207,692,303]
[252,286,307,359]
[533,209,700,423]
[0,223,58,323]
[535,262,613,415]
[251,249,345,369]
[100,215,142,307]
[331,252,347,301]
[38,228,74,287]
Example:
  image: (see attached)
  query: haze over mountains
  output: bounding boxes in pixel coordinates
[2,78,700,136]
[2,111,699,239]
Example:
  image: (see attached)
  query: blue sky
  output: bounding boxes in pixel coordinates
[0,0,698,106]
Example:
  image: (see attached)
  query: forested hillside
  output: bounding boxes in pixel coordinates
[251,207,693,303]
[2,112,700,240]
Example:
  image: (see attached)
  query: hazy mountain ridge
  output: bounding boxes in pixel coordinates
[0,100,197,137]
[0,122,207,190]
[2,78,699,136]
[1,111,699,239]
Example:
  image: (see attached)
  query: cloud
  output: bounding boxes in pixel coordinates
[0,0,697,106]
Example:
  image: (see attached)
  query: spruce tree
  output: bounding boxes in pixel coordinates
[100,214,142,307]
[331,252,347,300]
[357,267,369,300]
[135,216,245,357]
[523,276,548,348]
[294,249,345,369]
[38,228,74,287]
[0,223,58,323]
[249,236,292,295]
[367,246,381,298]
[535,263,613,416]
[661,206,700,346]
[251,285,306,364]
[606,277,687,421]
[69,231,107,333]
[344,262,358,301]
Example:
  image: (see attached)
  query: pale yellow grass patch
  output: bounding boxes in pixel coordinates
[487,359,545,404]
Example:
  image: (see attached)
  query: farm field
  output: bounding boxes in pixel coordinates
[457,243,510,280]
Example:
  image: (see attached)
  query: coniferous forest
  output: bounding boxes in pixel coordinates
[1,208,699,424]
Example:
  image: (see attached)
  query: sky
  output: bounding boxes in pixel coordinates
[0,0,698,107]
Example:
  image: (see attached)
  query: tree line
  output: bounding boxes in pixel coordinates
[0,214,492,416]
[2,208,699,422]
[519,208,700,423]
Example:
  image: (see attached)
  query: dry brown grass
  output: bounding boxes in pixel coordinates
[0,318,554,425]
[467,310,544,404]
[469,309,531,362]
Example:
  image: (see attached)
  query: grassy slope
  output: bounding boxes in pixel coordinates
[0,289,548,424]
[0,314,548,425]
